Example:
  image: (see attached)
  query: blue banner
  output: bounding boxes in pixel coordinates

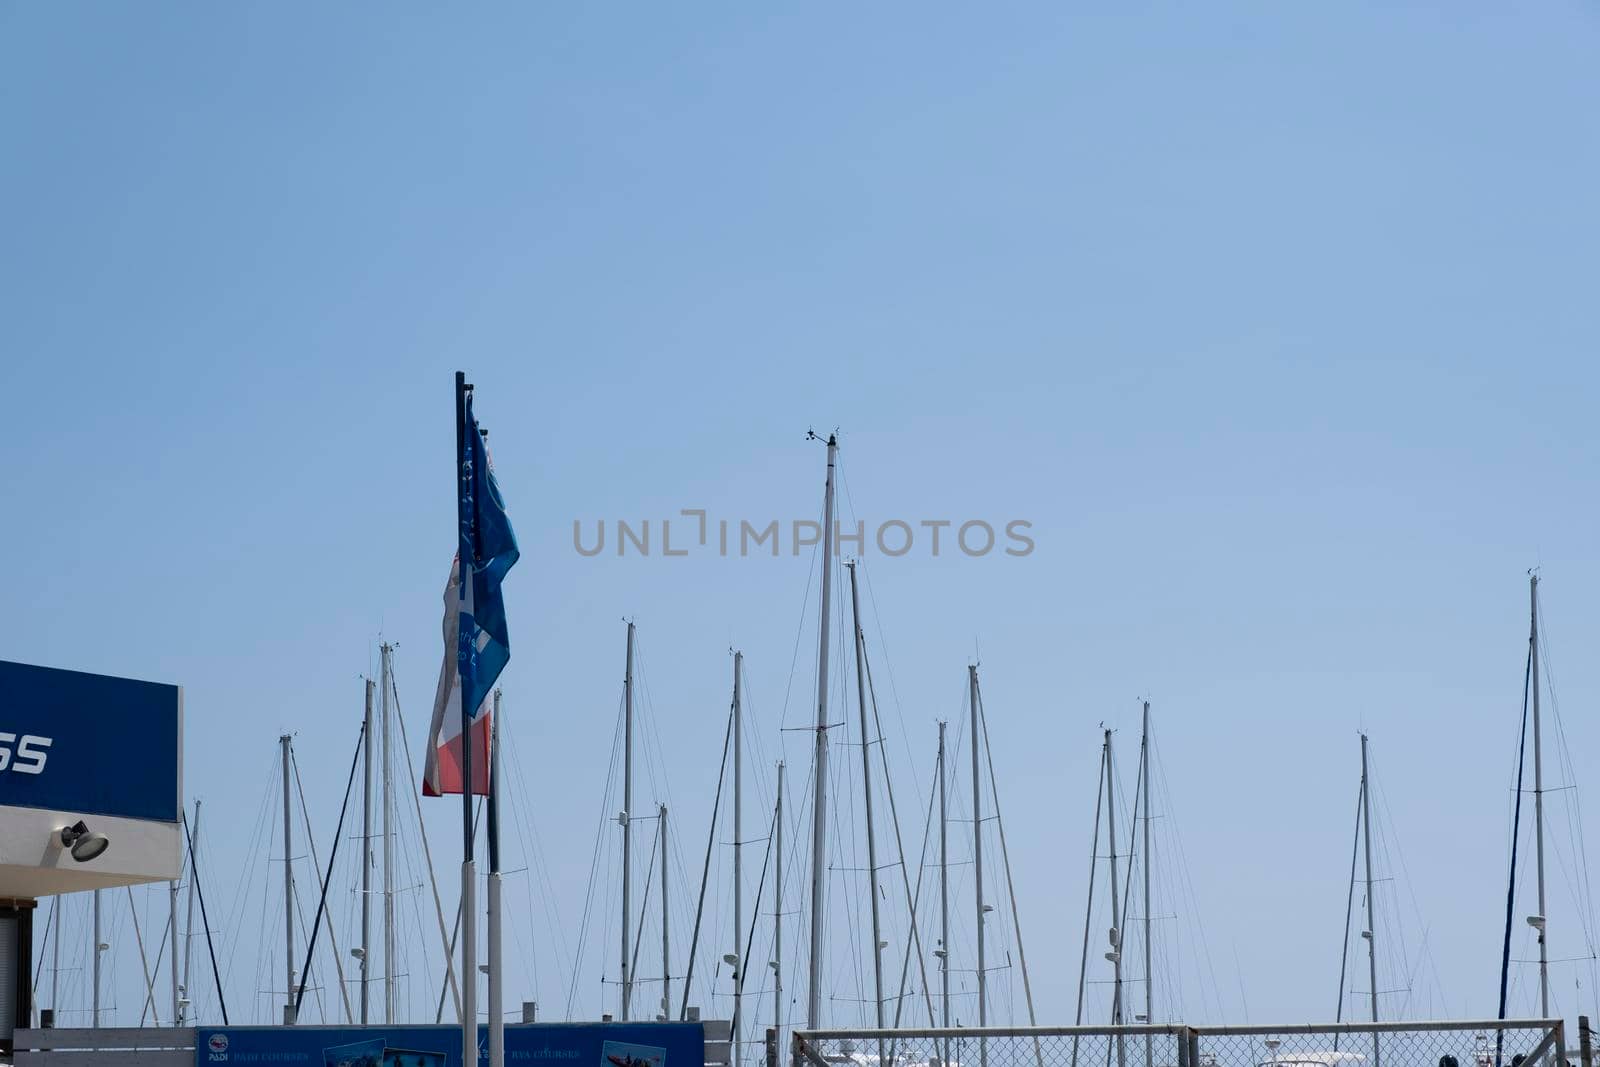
[197,1022,706,1067]
[0,659,180,823]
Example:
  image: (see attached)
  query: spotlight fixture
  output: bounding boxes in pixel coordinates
[58,821,110,863]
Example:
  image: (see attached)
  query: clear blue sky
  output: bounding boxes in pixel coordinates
[4,0,1600,1036]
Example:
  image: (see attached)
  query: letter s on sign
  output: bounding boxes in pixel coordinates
[14,735,51,774]
[0,733,13,772]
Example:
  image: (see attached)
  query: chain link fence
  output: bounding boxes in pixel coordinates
[786,1020,1569,1067]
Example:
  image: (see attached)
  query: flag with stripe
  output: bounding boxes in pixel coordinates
[423,394,519,797]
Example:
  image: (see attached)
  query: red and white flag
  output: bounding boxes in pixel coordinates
[422,557,492,797]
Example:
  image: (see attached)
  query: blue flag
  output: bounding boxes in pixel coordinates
[458,392,519,721]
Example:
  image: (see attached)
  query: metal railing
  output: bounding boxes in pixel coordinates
[787,1019,1569,1067]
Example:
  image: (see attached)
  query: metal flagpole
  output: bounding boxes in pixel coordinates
[489,691,505,1067]
[806,432,837,1030]
[282,734,296,1024]
[362,678,374,1025]
[622,621,636,1021]
[457,371,479,1067]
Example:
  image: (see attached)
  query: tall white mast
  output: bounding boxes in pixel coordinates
[806,432,838,1029]
[773,760,784,1044]
[1530,574,1550,1018]
[937,721,950,1029]
[92,889,102,1026]
[1141,702,1153,1041]
[732,650,743,1053]
[169,869,180,1026]
[281,734,296,1023]
[361,678,374,1025]
[621,621,636,1021]
[1359,733,1380,1067]
[970,666,987,1034]
[848,561,886,1031]
[1106,728,1126,1067]
[52,887,62,1022]
[661,803,670,1020]
[381,641,396,1023]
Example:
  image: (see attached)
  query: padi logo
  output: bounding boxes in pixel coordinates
[207,1032,229,1060]
[0,734,50,775]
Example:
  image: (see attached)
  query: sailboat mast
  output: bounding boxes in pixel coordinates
[1106,728,1126,1067]
[774,760,785,1042]
[1530,574,1550,1018]
[170,872,180,1026]
[92,888,102,1026]
[1141,702,1153,1066]
[806,432,838,1029]
[52,886,61,1021]
[622,620,636,1021]
[937,720,950,1029]
[281,734,295,1023]
[361,678,374,1025]
[381,641,396,1023]
[1360,734,1380,1067]
[733,650,743,1052]
[661,804,670,1020]
[970,665,987,1033]
[848,562,886,1029]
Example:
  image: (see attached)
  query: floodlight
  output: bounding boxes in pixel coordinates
[58,821,109,863]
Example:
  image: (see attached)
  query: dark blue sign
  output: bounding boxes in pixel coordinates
[196,1022,706,1067]
[0,659,180,823]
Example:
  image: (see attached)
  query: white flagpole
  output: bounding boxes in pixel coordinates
[489,691,504,1067]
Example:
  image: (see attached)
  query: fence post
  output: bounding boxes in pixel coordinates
[1558,1020,1571,1067]
[1188,1029,1201,1067]
[1177,1028,1192,1067]
[766,1028,778,1067]
[1579,1017,1593,1067]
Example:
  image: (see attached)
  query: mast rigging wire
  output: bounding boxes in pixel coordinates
[1495,642,1534,1067]
[566,691,626,1019]
[388,671,466,1022]
[679,693,736,1019]
[185,807,229,1024]
[974,681,1043,1056]
[1333,777,1363,1048]
[292,724,366,1016]
[1070,743,1107,1067]
[289,744,354,1021]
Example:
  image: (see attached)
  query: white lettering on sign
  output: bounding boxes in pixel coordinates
[0,733,52,774]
